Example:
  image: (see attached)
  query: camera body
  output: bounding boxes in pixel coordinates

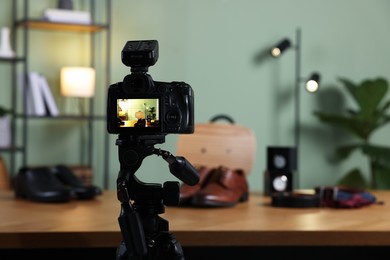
[107,40,194,135]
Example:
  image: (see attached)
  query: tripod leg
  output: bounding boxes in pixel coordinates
[117,202,147,258]
[147,231,185,260]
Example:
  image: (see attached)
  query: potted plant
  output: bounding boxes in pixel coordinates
[0,106,12,148]
[0,106,12,117]
[313,77,390,189]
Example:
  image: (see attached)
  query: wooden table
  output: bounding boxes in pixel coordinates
[0,190,390,249]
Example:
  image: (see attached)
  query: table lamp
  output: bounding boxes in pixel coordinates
[60,66,95,115]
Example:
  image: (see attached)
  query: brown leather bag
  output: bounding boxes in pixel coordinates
[176,115,256,176]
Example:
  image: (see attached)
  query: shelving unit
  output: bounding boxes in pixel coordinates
[0,55,26,179]
[6,0,111,188]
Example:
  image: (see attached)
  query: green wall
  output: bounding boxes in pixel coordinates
[1,0,390,192]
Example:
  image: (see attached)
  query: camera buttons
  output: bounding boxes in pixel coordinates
[166,110,180,123]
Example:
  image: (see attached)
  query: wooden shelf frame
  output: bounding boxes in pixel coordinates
[15,19,108,33]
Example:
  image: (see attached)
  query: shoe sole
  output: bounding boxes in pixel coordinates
[192,192,249,207]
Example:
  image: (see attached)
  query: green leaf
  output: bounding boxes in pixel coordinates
[337,168,369,189]
[362,144,390,167]
[335,144,361,160]
[339,77,388,117]
[358,78,388,116]
[372,113,390,130]
[362,144,390,157]
[379,100,390,112]
[372,163,390,189]
[0,107,12,117]
[374,101,390,129]
[339,77,358,103]
[313,111,368,140]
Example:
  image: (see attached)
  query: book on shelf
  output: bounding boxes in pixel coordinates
[27,72,46,116]
[43,9,91,24]
[23,72,59,117]
[17,72,35,116]
[38,74,59,117]
[0,116,11,148]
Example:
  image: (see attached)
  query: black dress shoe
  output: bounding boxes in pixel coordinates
[14,167,71,203]
[51,165,98,200]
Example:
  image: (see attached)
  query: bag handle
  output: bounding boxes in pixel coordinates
[209,114,235,124]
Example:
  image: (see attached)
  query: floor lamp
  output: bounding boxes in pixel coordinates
[270,28,321,189]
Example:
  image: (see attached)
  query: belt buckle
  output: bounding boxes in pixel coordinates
[316,186,339,206]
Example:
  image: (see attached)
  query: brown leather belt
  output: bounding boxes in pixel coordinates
[271,186,377,208]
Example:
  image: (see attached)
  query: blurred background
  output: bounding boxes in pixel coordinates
[1,0,389,192]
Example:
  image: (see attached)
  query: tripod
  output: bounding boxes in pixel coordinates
[115,134,199,260]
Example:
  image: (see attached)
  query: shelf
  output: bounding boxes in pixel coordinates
[0,146,24,153]
[15,114,106,120]
[0,57,26,62]
[15,19,107,33]
[7,0,112,189]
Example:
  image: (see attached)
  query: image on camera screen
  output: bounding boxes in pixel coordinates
[117,98,159,128]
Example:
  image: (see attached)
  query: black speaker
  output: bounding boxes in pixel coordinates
[267,146,297,171]
[264,170,293,195]
[264,146,297,196]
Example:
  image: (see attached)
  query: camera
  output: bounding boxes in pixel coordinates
[107,40,194,135]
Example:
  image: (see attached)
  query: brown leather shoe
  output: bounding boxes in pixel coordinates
[179,166,213,206]
[192,166,249,207]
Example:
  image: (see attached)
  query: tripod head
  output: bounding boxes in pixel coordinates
[116,134,199,188]
[115,134,199,259]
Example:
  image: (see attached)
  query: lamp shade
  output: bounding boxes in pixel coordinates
[61,67,95,97]
[305,72,321,93]
[271,38,291,57]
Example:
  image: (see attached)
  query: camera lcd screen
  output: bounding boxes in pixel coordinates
[117,98,159,128]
